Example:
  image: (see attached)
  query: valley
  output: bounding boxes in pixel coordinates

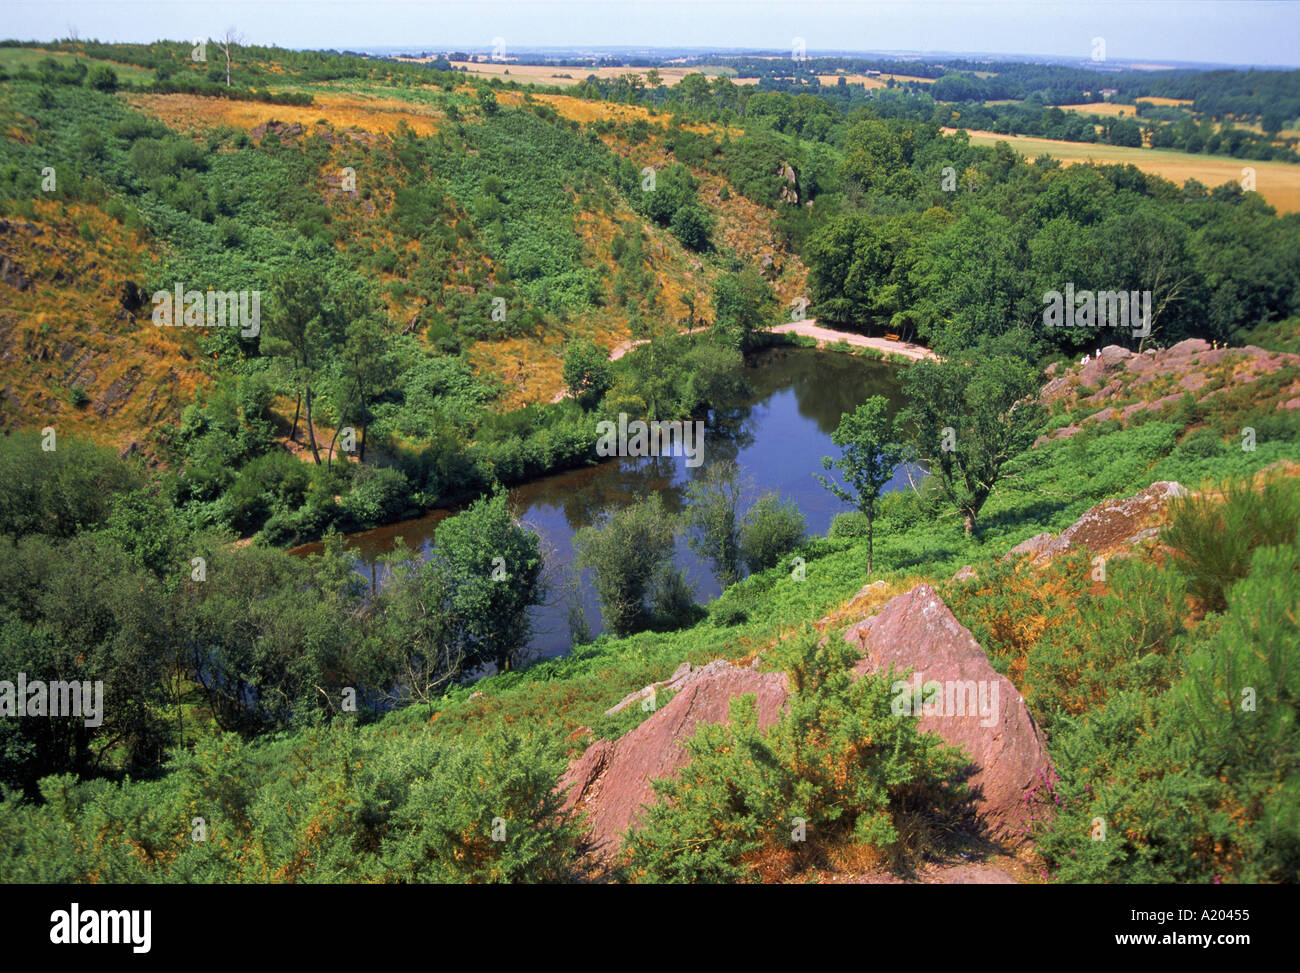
[0,12,1297,897]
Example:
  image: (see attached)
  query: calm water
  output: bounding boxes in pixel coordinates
[295,346,911,659]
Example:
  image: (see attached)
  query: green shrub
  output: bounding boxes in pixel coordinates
[86,65,117,92]
[739,492,806,574]
[1162,474,1300,611]
[573,494,679,637]
[0,433,142,540]
[828,510,869,538]
[342,465,413,528]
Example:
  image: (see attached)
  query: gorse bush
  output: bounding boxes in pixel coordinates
[624,631,970,882]
[1162,474,1300,611]
[1035,530,1300,883]
[0,723,582,883]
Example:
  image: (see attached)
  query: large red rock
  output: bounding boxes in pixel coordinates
[560,585,1060,857]
[559,661,790,857]
[843,584,1052,839]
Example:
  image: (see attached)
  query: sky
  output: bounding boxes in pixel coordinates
[4,1,1299,68]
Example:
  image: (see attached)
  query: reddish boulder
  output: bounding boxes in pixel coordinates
[1035,481,1186,563]
[1077,345,1133,387]
[843,584,1051,839]
[559,661,790,857]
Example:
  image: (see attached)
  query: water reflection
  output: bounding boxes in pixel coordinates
[293,346,911,657]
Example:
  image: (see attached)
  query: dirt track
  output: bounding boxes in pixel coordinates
[771,319,939,360]
[550,319,936,402]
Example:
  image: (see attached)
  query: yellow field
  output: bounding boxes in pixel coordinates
[1135,96,1194,107]
[1230,119,1300,139]
[815,72,933,89]
[944,128,1300,213]
[1057,101,1145,118]
[1041,99,1296,140]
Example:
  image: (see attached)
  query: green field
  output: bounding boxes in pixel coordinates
[0,46,156,84]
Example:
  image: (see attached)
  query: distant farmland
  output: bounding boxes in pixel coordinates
[410,60,742,87]
[946,127,1300,213]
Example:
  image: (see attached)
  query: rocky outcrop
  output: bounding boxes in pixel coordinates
[1003,532,1053,561]
[843,584,1052,839]
[1033,481,1187,563]
[776,161,798,204]
[0,255,31,292]
[1038,341,1300,427]
[249,120,304,142]
[559,661,790,857]
[561,583,1055,858]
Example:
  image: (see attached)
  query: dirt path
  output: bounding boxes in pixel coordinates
[770,319,939,361]
[550,319,935,402]
[608,325,711,361]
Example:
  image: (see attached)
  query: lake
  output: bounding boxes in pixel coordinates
[295,345,912,659]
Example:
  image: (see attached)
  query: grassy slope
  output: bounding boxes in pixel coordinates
[0,198,211,453]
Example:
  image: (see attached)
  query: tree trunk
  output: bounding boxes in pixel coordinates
[867,519,874,574]
[963,509,976,536]
[358,388,368,462]
[304,386,321,464]
[326,424,341,472]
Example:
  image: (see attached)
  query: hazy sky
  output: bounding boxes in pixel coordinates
[5,1,1299,67]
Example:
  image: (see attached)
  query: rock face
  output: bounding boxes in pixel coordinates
[249,120,304,141]
[1034,481,1186,563]
[604,661,694,716]
[0,255,31,292]
[559,661,790,857]
[843,584,1052,839]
